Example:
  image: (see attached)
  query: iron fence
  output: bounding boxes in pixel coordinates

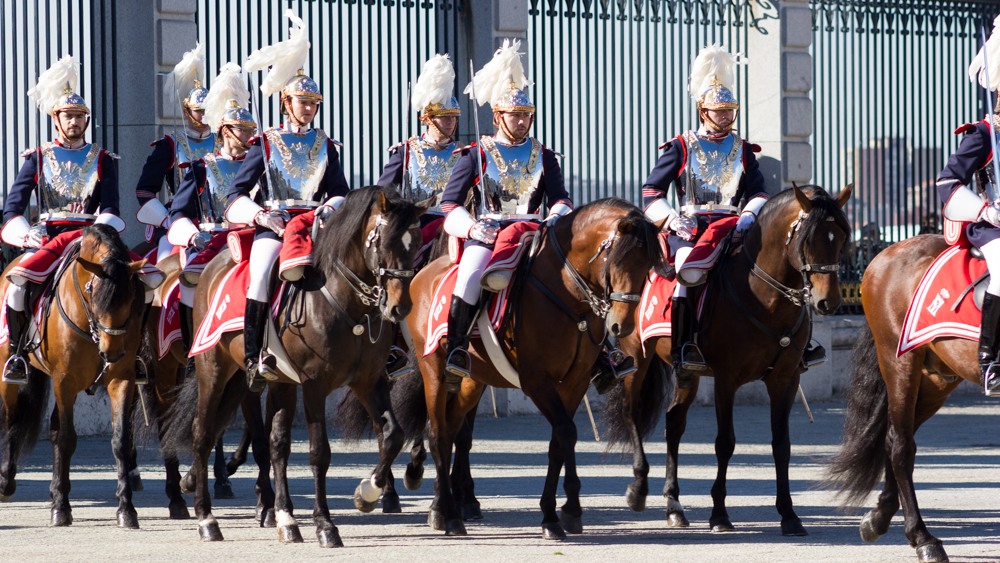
[528,0,756,207]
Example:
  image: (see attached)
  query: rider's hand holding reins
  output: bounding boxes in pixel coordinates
[189,231,212,250]
[469,218,500,245]
[979,202,1000,228]
[315,205,334,230]
[254,210,286,237]
[669,215,697,241]
[23,224,46,249]
[735,210,757,234]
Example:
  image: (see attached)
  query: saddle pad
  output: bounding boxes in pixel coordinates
[637,271,676,354]
[0,285,46,347]
[189,262,284,356]
[897,245,986,357]
[423,264,508,357]
[157,279,183,359]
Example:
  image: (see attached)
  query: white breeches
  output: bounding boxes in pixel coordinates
[982,238,1000,296]
[247,238,282,302]
[6,284,25,312]
[179,283,196,308]
[454,240,493,305]
[668,235,695,299]
[157,234,174,265]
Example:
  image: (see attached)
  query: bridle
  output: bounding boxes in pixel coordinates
[56,260,132,345]
[331,213,416,311]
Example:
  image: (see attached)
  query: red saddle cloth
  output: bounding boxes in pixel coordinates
[423,265,508,357]
[0,287,46,347]
[897,245,987,356]
[483,221,541,274]
[637,271,677,354]
[157,279,183,359]
[188,261,283,356]
[676,215,738,274]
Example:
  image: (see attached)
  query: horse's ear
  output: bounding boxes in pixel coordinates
[414,195,435,218]
[617,220,634,235]
[127,259,148,276]
[377,191,395,214]
[792,184,813,213]
[836,183,854,209]
[77,257,103,276]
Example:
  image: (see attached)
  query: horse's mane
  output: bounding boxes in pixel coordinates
[81,224,138,317]
[312,186,419,273]
[575,197,669,278]
[755,186,850,256]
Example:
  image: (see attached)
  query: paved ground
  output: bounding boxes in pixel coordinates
[0,395,997,562]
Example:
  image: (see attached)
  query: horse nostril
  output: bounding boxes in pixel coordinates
[611,323,620,336]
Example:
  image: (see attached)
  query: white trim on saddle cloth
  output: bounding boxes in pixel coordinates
[636,271,709,356]
[897,245,980,356]
[189,264,283,357]
[677,238,727,274]
[423,264,506,357]
[157,279,183,359]
[279,255,312,274]
[7,252,64,286]
[482,228,540,277]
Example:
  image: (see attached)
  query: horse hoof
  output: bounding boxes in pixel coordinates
[0,493,12,502]
[381,493,402,514]
[50,508,73,527]
[859,510,884,543]
[781,518,808,537]
[428,509,447,531]
[666,510,690,528]
[199,520,224,542]
[916,543,949,563]
[179,474,195,495]
[461,503,483,521]
[317,526,344,548]
[117,508,140,529]
[168,502,190,520]
[445,518,467,536]
[278,524,304,544]
[559,511,583,535]
[403,463,423,491]
[353,482,379,513]
[128,470,144,492]
[542,522,567,541]
[625,484,647,512]
[214,481,235,500]
[0,479,15,500]
[261,508,276,528]
[710,517,735,532]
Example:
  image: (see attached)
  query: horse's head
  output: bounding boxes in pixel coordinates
[752,184,852,316]
[562,199,669,338]
[75,224,146,364]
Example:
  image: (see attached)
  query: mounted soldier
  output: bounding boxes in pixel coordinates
[641,45,776,388]
[166,63,257,352]
[1,56,159,384]
[135,44,217,264]
[226,10,351,392]
[438,39,573,387]
[936,18,1000,396]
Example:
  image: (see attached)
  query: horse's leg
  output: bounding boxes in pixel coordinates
[226,402,253,476]
[764,374,807,536]
[859,456,900,543]
[49,383,77,527]
[212,434,234,499]
[191,359,228,541]
[106,377,139,529]
[268,383,302,543]
[301,380,342,548]
[377,421,403,514]
[622,354,653,513]
[708,381,737,532]
[162,449,189,519]
[0,386,19,501]
[404,436,427,491]
[453,397,482,521]
[664,366,699,527]
[240,388,274,526]
[352,375,405,515]
[527,382,582,540]
[126,436,143,492]
[423,372,473,535]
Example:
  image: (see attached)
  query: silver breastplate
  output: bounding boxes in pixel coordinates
[263,128,329,209]
[37,142,102,222]
[201,154,244,229]
[682,130,744,208]
[170,133,216,195]
[406,137,458,212]
[480,136,543,216]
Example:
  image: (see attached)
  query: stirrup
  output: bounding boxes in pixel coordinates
[445,348,471,379]
[1,355,29,385]
[678,342,707,373]
[246,361,266,393]
[385,346,413,381]
[608,348,637,379]
[800,339,827,370]
[257,353,279,382]
[134,356,149,386]
[983,362,1000,397]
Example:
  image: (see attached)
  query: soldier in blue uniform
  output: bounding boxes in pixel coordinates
[437,40,573,390]
[135,44,217,261]
[165,63,257,352]
[226,12,351,392]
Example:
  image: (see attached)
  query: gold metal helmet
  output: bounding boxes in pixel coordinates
[697,81,739,111]
[281,69,322,102]
[491,81,535,114]
[52,87,90,115]
[219,100,256,131]
[422,96,461,118]
[183,79,209,110]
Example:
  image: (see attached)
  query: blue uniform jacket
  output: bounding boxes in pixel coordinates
[4,145,120,223]
[226,131,350,205]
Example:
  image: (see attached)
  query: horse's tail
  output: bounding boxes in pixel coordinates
[0,368,50,464]
[334,371,427,445]
[161,370,244,458]
[601,355,671,454]
[822,322,889,507]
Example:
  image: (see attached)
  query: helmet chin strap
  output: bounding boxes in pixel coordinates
[422,117,454,145]
[221,125,251,154]
[54,112,89,146]
[495,113,533,144]
[183,108,208,133]
[283,97,309,129]
[698,107,739,138]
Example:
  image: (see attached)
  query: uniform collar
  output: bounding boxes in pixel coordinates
[217,149,246,161]
[419,133,452,150]
[54,138,88,150]
[186,127,213,141]
[494,132,529,147]
[696,126,731,143]
[283,122,311,135]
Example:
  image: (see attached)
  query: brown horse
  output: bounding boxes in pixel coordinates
[605,185,851,535]
[405,198,667,539]
[162,186,430,545]
[0,224,148,528]
[823,234,985,563]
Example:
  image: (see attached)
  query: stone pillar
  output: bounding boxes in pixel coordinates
[746,0,813,194]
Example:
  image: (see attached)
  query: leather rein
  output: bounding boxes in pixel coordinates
[56,260,132,345]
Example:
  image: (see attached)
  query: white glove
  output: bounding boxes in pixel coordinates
[668,215,697,241]
[469,218,500,245]
[254,210,286,237]
[735,210,756,234]
[980,203,1000,228]
[23,224,46,249]
[544,213,560,227]
[189,231,212,250]
[315,205,335,230]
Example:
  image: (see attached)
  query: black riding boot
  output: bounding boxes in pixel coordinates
[179,303,194,352]
[978,293,1000,397]
[244,299,274,393]
[132,301,155,386]
[444,296,476,393]
[590,342,637,395]
[2,306,28,385]
[670,296,706,389]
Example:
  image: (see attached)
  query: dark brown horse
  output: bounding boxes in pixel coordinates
[162,186,430,545]
[823,233,985,563]
[606,185,851,535]
[0,225,148,528]
[405,198,667,538]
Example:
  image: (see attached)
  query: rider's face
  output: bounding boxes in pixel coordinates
[286,97,318,124]
[703,109,735,132]
[57,111,88,141]
[498,111,533,139]
[428,115,458,138]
